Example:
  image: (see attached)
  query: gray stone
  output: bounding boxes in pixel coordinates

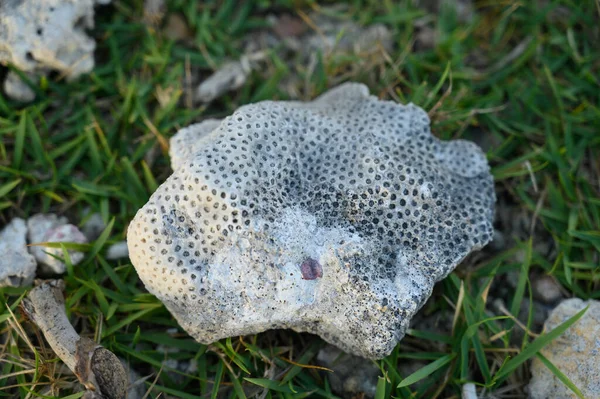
[0,218,37,287]
[305,15,392,55]
[0,0,110,101]
[529,298,600,399]
[127,83,495,359]
[316,345,380,398]
[28,214,87,274]
[82,212,107,241]
[532,274,563,304]
[195,61,250,103]
[106,241,129,260]
[461,383,478,399]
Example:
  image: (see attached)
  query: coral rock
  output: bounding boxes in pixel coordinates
[169,119,222,170]
[128,83,495,359]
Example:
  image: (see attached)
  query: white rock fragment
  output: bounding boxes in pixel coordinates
[198,12,392,102]
[529,298,600,399]
[105,241,129,260]
[195,60,251,103]
[122,360,147,399]
[3,70,36,102]
[532,274,563,304]
[143,0,165,25]
[461,382,478,399]
[28,214,87,274]
[0,218,37,287]
[82,212,107,241]
[0,0,110,101]
[128,83,495,359]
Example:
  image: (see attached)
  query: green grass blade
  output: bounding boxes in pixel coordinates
[397,353,456,388]
[493,306,588,384]
[12,111,27,168]
[375,376,388,399]
[535,352,584,399]
[86,217,115,261]
[0,178,21,197]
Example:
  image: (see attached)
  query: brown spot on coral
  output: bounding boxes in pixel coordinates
[300,258,323,280]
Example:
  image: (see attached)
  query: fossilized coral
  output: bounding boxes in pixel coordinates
[128,83,495,358]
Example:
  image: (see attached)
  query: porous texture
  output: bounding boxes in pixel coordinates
[128,83,495,359]
[169,119,222,171]
[0,218,37,287]
[0,0,109,101]
[105,241,129,260]
[28,213,87,274]
[529,298,600,399]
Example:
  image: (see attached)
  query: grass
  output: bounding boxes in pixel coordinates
[1,0,599,397]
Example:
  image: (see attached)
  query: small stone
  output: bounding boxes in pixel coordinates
[532,274,563,304]
[488,229,506,252]
[164,13,193,41]
[157,343,197,384]
[128,83,495,359]
[120,359,146,399]
[462,382,478,399]
[195,61,250,103]
[0,218,37,287]
[82,212,107,241]
[272,14,307,38]
[143,0,165,26]
[105,241,129,260]
[415,25,437,51]
[28,214,87,274]
[528,298,600,399]
[316,345,380,398]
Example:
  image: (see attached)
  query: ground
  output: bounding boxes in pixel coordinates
[0,0,599,398]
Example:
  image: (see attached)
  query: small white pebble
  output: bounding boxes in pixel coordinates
[462,383,478,399]
[106,241,129,260]
[532,275,563,304]
[28,214,87,274]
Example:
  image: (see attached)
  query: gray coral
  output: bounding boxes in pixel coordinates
[128,83,495,359]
